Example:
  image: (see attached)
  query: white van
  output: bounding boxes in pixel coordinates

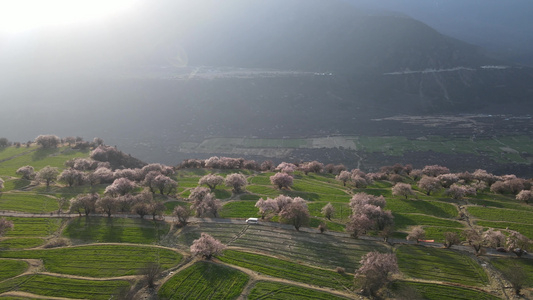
[246,218,259,224]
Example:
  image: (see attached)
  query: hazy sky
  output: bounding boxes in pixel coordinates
[0,0,139,34]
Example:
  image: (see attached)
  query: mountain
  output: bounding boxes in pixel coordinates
[1,0,532,166]
[342,0,533,67]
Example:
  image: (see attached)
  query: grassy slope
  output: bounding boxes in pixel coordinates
[0,244,182,277]
[158,261,249,300]
[1,145,532,299]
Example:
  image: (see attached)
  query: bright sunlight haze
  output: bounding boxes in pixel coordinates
[0,0,139,34]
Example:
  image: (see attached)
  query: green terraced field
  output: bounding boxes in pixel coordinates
[386,198,458,218]
[475,220,533,239]
[0,238,43,250]
[0,260,28,281]
[0,148,89,177]
[0,274,130,300]
[468,206,533,225]
[158,261,249,300]
[220,201,258,218]
[391,281,501,300]
[490,258,533,288]
[394,213,464,230]
[2,217,63,237]
[397,245,489,287]
[0,193,58,213]
[0,244,182,277]
[63,217,170,244]
[248,281,350,300]
[218,250,353,290]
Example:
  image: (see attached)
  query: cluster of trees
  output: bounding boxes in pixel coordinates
[346,193,394,239]
[255,195,310,231]
[68,191,165,219]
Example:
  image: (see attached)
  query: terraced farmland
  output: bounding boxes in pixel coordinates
[396,245,489,287]
[218,250,353,290]
[158,261,249,300]
[248,281,350,300]
[0,274,131,300]
[63,217,170,244]
[1,143,533,299]
[0,244,182,277]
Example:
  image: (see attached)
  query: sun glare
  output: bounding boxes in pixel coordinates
[0,0,139,34]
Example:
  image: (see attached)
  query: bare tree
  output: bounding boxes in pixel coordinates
[406,226,425,243]
[269,172,293,190]
[355,251,399,297]
[198,174,224,191]
[96,196,119,217]
[463,228,484,255]
[139,262,161,289]
[0,218,14,236]
[500,262,527,296]
[392,183,414,199]
[149,201,166,220]
[153,174,177,195]
[36,166,59,188]
[132,202,150,219]
[190,233,226,259]
[443,232,461,248]
[173,205,191,225]
[225,173,247,193]
[321,203,335,220]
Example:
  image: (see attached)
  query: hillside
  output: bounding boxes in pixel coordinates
[1,142,532,299]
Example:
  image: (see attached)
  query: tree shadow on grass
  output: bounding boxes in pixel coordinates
[32,148,58,161]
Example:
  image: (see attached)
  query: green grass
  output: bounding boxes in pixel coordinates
[220,201,258,218]
[218,250,353,290]
[475,220,533,239]
[3,217,63,237]
[0,274,130,300]
[0,244,182,277]
[391,281,501,300]
[62,217,170,244]
[158,261,249,300]
[1,179,31,192]
[307,202,351,221]
[490,257,533,288]
[0,259,28,281]
[248,281,349,300]
[0,146,37,161]
[396,245,489,286]
[0,147,89,177]
[0,238,43,249]
[394,213,464,229]
[0,192,58,213]
[468,206,533,225]
[386,198,458,218]
[246,185,281,197]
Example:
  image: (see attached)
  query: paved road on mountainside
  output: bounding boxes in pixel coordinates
[0,210,529,259]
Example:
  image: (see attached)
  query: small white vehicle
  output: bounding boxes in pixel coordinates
[246,218,259,224]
